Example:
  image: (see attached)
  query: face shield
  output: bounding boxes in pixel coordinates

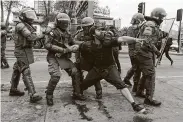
[57,19,70,30]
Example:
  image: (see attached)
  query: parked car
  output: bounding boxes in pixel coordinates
[170,40,178,52]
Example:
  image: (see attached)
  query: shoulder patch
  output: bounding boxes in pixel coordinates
[49,31,54,36]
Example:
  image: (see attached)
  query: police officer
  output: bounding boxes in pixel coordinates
[1,22,10,69]
[135,8,167,106]
[74,17,102,99]
[44,13,85,106]
[109,26,122,73]
[123,13,145,92]
[80,25,146,113]
[9,8,42,103]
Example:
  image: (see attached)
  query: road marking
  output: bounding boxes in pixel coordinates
[157,76,183,79]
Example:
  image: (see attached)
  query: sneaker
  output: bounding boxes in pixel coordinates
[9,89,25,96]
[30,94,42,103]
[132,102,146,113]
[144,98,161,106]
[46,95,53,106]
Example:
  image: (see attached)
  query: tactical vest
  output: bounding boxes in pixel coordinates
[49,28,73,58]
[135,21,161,54]
[14,22,36,49]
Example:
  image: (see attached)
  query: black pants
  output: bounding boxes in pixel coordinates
[81,65,126,91]
[160,46,173,63]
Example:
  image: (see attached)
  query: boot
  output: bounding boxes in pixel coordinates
[96,90,102,99]
[72,93,86,101]
[46,94,54,106]
[144,98,161,106]
[30,93,43,103]
[9,88,25,96]
[9,68,24,96]
[171,60,173,65]
[46,76,60,105]
[22,68,42,103]
[131,102,146,113]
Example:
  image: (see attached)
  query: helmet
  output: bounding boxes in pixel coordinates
[151,8,167,20]
[81,17,94,27]
[131,13,145,24]
[55,13,70,30]
[19,7,37,23]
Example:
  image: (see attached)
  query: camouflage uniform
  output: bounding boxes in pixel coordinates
[135,20,162,106]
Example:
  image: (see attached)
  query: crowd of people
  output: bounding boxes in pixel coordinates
[1,6,174,114]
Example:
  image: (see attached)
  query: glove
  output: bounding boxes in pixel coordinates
[70,45,79,52]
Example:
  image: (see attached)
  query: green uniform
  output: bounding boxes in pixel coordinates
[10,22,40,95]
[45,27,82,97]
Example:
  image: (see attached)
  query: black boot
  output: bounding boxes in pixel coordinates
[131,102,146,113]
[96,90,102,99]
[9,88,25,96]
[72,93,86,101]
[46,94,54,106]
[171,60,173,65]
[144,98,161,106]
[30,93,43,103]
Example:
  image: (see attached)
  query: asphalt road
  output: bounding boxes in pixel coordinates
[1,54,183,122]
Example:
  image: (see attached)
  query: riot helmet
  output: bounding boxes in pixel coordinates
[81,17,94,35]
[19,7,37,24]
[55,13,70,30]
[151,8,167,24]
[131,13,145,25]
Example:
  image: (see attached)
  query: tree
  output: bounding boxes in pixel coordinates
[2,0,24,26]
[1,0,4,22]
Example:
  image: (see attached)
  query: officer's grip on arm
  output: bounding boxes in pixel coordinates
[44,35,71,54]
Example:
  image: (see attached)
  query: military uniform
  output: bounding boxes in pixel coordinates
[123,25,141,89]
[135,20,162,106]
[1,24,9,68]
[10,21,42,102]
[74,31,102,98]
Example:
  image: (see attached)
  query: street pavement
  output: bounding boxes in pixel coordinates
[1,52,183,122]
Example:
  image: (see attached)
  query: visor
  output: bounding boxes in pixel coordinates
[24,10,37,20]
[57,20,69,29]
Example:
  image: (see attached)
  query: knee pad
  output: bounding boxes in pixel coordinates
[22,68,31,76]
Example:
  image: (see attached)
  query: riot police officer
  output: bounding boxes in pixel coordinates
[109,26,122,73]
[135,8,167,106]
[80,25,147,113]
[9,8,43,103]
[44,13,85,106]
[74,17,102,99]
[123,13,145,93]
[1,22,9,69]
